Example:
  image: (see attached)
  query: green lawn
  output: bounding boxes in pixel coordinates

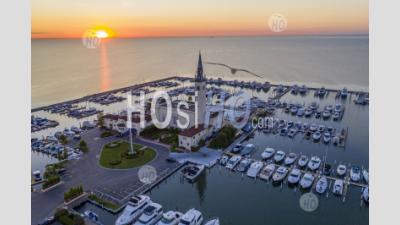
[99,141,156,169]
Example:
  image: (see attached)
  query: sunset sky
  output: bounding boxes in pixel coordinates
[32,0,368,38]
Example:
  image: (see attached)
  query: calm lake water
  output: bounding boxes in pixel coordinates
[32,36,368,225]
[32,36,368,108]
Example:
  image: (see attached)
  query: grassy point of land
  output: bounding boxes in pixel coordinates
[99,141,156,169]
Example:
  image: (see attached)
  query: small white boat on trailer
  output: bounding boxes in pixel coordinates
[315,176,328,194]
[259,164,276,181]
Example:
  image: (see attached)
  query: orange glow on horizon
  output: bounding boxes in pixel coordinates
[31,1,368,39]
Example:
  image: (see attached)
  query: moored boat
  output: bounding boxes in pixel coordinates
[332,179,344,196]
[259,164,276,181]
[287,168,301,185]
[261,147,275,160]
[272,166,288,183]
[182,164,205,182]
[247,161,264,178]
[300,173,315,189]
[315,176,328,194]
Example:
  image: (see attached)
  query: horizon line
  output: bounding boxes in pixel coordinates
[31,33,369,40]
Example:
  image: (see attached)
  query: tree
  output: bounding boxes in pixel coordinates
[59,134,68,145]
[97,112,105,128]
[78,140,89,153]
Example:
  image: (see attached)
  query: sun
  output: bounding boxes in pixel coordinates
[96,30,109,39]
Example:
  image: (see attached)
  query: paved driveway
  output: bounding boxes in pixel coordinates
[31,128,179,224]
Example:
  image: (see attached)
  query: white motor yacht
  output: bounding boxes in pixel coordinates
[312,132,322,142]
[362,169,369,184]
[332,179,344,196]
[133,202,163,225]
[156,211,183,225]
[307,156,321,171]
[287,169,301,185]
[274,150,286,163]
[259,164,276,181]
[178,209,203,225]
[350,166,362,182]
[204,218,220,225]
[284,153,297,166]
[261,148,275,160]
[219,155,229,166]
[115,195,151,225]
[315,176,328,194]
[247,161,264,178]
[272,166,289,183]
[336,164,347,176]
[300,173,315,189]
[235,158,252,173]
[225,155,242,170]
[298,155,309,167]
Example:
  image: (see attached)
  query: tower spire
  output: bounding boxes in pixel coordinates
[195,51,204,81]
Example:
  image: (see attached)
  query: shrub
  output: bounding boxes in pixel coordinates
[54,208,68,219]
[78,140,89,153]
[64,185,84,202]
[42,175,60,190]
[101,130,116,138]
[109,159,122,165]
